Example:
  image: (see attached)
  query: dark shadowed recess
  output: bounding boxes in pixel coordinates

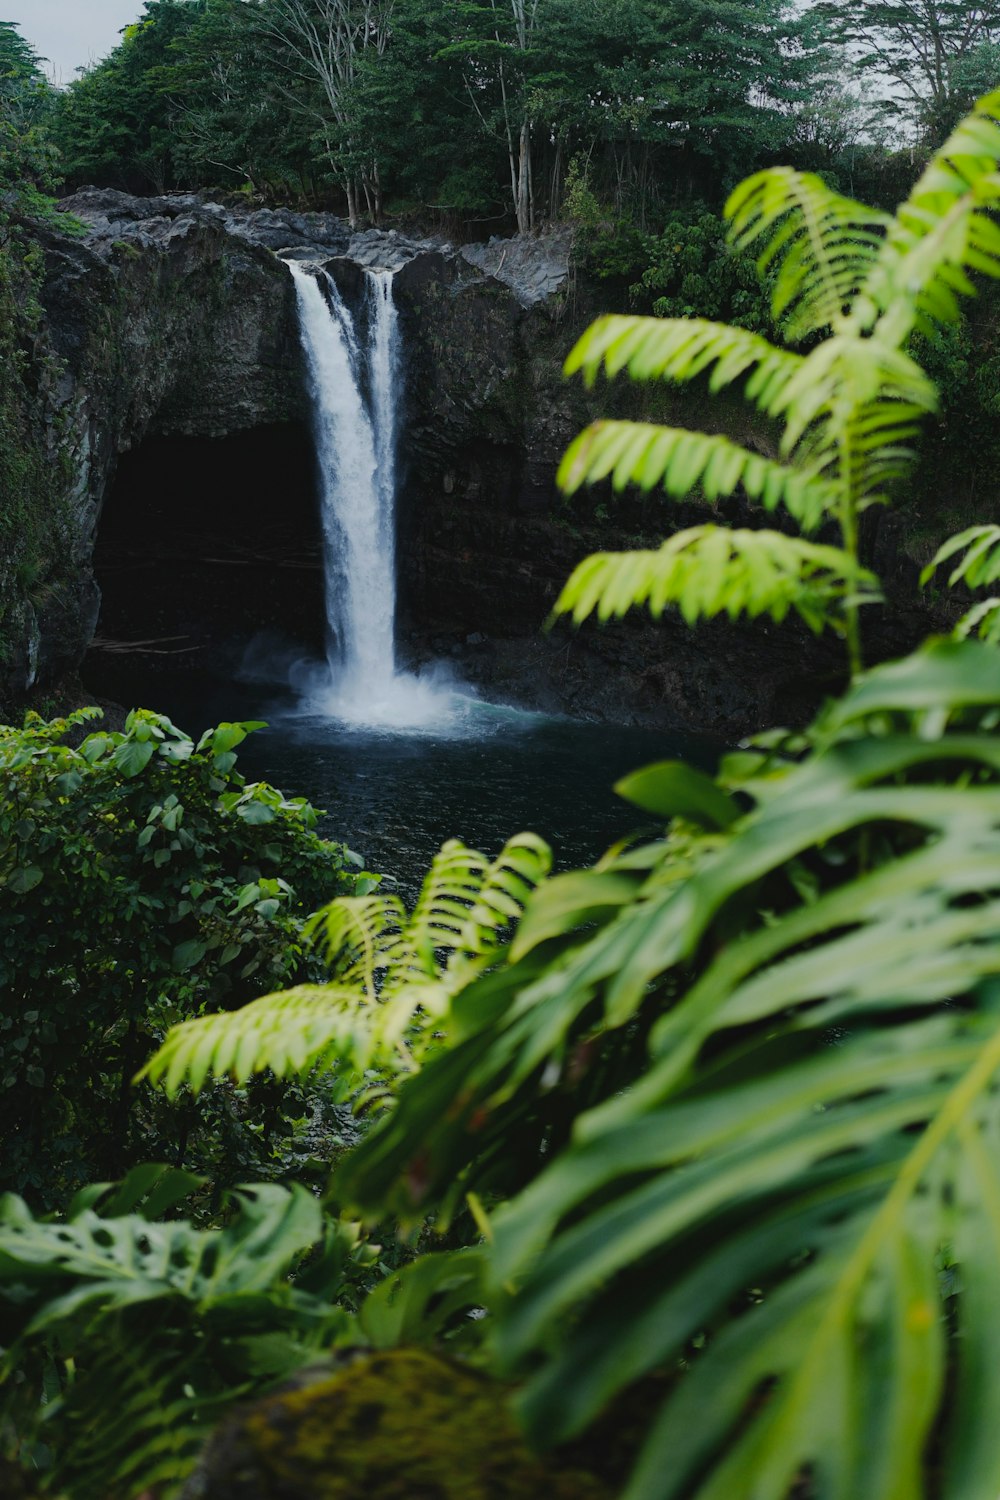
[85,422,325,702]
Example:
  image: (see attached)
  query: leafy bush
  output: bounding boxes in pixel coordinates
[0,1165,371,1500]
[633,206,772,329]
[0,707,366,1204]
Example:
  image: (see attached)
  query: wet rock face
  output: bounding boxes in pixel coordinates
[6,189,943,736]
[11,190,581,715]
[181,1348,611,1500]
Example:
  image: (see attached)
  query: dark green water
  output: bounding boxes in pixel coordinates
[90,663,715,898]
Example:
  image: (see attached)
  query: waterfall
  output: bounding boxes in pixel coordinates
[289,261,399,707]
[287,257,470,731]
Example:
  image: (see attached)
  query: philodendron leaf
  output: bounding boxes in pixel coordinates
[615,762,738,829]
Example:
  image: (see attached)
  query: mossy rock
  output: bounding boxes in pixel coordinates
[182,1347,612,1500]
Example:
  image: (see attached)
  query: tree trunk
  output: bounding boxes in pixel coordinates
[550,137,563,222]
[516,121,532,233]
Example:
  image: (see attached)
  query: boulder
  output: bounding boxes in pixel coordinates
[181,1348,610,1500]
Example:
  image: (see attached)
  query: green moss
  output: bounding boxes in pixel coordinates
[0,228,76,690]
[195,1348,610,1500]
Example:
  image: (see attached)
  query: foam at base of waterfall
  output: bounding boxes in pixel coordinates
[292,657,485,736]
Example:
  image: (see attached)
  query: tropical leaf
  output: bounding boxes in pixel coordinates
[0,1183,358,1500]
[726,167,889,341]
[614,761,740,830]
[358,1248,487,1351]
[955,597,1000,645]
[334,640,1000,1500]
[557,420,835,530]
[139,834,551,1101]
[564,314,802,406]
[551,526,881,635]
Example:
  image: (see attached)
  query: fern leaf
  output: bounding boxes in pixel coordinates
[920,524,1000,589]
[307,893,408,997]
[552,526,880,635]
[449,832,553,961]
[564,315,802,407]
[557,421,836,531]
[773,336,937,503]
[726,168,889,340]
[955,598,1000,645]
[139,834,552,1100]
[865,91,1000,344]
[407,839,493,964]
[136,985,389,1097]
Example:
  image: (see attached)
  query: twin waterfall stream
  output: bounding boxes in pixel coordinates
[289,259,452,729]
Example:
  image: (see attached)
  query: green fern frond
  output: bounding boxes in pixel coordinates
[552,526,880,634]
[140,835,552,1100]
[446,832,553,960]
[136,985,394,1096]
[726,167,889,341]
[37,1330,234,1500]
[920,524,1000,589]
[564,315,802,406]
[773,335,938,502]
[865,91,1000,344]
[408,838,495,964]
[558,421,836,531]
[308,893,409,997]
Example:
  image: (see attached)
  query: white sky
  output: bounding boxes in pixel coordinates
[3,2,144,86]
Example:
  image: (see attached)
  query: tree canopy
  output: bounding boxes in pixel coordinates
[814,0,1000,137]
[49,0,837,223]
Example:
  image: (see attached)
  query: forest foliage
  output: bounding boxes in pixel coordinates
[5,84,1000,1500]
[8,7,1000,1499]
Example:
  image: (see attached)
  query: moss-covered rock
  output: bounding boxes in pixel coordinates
[182,1348,611,1500]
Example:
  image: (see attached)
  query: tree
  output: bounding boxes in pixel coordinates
[0,21,54,132]
[813,0,1000,137]
[256,0,394,221]
[162,0,306,194]
[54,0,199,193]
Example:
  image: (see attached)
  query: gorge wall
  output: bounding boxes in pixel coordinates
[0,191,943,737]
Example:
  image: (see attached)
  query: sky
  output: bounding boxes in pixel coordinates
[3,1,143,86]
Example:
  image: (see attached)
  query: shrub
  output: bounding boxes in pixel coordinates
[0,706,366,1204]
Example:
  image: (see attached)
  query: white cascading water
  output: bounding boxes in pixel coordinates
[289,259,467,729]
[289,261,396,704]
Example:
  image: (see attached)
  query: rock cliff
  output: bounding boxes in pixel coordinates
[1,190,941,736]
